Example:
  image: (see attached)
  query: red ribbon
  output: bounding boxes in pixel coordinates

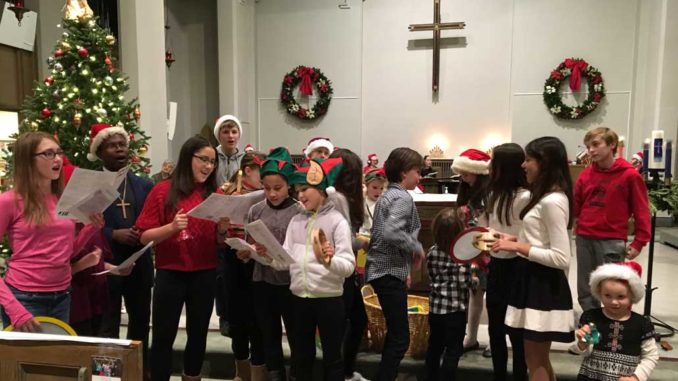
[298,67,314,96]
[564,59,588,92]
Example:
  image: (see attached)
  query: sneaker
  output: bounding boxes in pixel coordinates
[346,371,369,381]
[482,346,492,358]
[568,341,581,355]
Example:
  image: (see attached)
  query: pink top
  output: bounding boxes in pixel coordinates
[0,190,96,326]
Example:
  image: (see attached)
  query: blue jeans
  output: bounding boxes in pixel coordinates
[1,284,71,328]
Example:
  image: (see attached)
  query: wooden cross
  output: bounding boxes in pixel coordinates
[409,0,466,92]
[117,199,131,220]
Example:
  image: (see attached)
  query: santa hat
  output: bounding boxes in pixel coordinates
[451,149,491,175]
[244,144,254,153]
[87,123,129,161]
[305,137,334,158]
[632,151,643,162]
[213,114,242,140]
[589,262,644,304]
[368,153,378,161]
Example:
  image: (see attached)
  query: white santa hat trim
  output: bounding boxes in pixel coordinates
[305,137,334,158]
[589,263,644,304]
[632,152,643,162]
[451,156,490,175]
[87,123,129,162]
[213,114,242,140]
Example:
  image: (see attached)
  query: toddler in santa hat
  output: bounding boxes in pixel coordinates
[574,262,658,381]
[631,151,643,172]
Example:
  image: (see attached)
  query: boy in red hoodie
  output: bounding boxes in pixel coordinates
[574,127,650,312]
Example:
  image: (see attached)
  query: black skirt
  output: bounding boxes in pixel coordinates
[505,257,575,343]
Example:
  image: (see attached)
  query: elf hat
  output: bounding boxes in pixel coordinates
[305,137,334,158]
[244,144,254,153]
[261,147,297,181]
[364,167,386,184]
[451,148,491,175]
[632,151,643,162]
[290,157,343,191]
[87,123,129,161]
[213,114,242,140]
[589,262,644,304]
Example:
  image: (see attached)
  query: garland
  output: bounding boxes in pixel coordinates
[543,58,605,120]
[280,65,333,121]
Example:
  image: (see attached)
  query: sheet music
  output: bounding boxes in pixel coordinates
[187,190,265,225]
[93,241,153,276]
[244,220,295,266]
[56,167,128,223]
[224,237,272,266]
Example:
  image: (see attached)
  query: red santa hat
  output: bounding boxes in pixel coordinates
[305,137,334,158]
[632,151,643,162]
[368,153,378,161]
[244,144,254,153]
[213,114,242,140]
[589,262,644,304]
[451,149,491,175]
[87,123,129,162]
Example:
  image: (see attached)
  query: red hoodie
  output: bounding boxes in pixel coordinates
[574,158,650,251]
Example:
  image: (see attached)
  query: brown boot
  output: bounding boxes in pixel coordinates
[233,359,251,381]
[251,364,268,381]
[181,373,201,381]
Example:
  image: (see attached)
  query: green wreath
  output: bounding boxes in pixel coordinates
[543,58,605,120]
[280,65,333,121]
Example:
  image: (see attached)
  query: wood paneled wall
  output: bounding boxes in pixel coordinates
[0,43,37,112]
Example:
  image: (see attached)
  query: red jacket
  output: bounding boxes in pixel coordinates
[574,158,650,251]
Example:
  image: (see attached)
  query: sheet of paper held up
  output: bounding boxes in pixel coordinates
[187,190,265,225]
[93,241,154,276]
[244,220,295,266]
[56,167,128,223]
[224,237,272,266]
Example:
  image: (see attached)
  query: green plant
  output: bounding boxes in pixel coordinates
[648,183,678,215]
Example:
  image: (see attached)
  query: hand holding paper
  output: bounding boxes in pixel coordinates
[187,191,265,225]
[244,220,295,266]
[93,241,153,276]
[225,237,272,266]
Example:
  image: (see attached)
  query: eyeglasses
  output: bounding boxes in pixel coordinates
[34,149,65,160]
[193,155,216,166]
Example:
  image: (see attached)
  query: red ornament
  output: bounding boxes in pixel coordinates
[129,133,135,141]
[105,56,112,66]
[143,166,151,174]
[54,49,64,58]
[44,76,54,86]
[78,47,89,58]
[41,108,52,118]
[131,156,141,164]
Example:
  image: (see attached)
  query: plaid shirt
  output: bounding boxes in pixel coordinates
[426,244,471,314]
[365,183,423,283]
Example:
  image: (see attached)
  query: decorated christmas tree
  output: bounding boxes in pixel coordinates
[4,0,151,173]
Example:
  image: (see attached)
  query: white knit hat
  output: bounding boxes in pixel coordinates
[451,148,491,175]
[213,114,242,140]
[589,262,644,304]
[305,137,334,158]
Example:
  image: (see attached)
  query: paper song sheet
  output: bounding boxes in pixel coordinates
[56,167,128,223]
[93,241,154,276]
[224,237,272,266]
[187,190,265,225]
[245,220,295,266]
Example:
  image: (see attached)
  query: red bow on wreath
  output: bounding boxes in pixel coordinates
[564,58,588,92]
[297,67,315,96]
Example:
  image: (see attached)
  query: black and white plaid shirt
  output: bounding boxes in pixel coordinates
[365,183,423,283]
[426,244,471,314]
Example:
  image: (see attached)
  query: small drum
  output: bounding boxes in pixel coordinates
[312,228,331,265]
[450,227,498,264]
[3,316,77,336]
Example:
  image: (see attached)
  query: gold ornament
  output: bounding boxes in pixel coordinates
[73,113,82,127]
[138,144,148,155]
[306,161,324,185]
[105,35,116,45]
[64,0,94,22]
[61,41,71,50]
[133,107,141,122]
[30,121,39,131]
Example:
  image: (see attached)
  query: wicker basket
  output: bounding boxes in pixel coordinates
[361,284,430,358]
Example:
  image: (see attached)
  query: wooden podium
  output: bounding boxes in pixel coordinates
[0,331,142,380]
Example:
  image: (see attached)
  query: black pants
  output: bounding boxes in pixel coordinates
[425,312,466,381]
[150,269,215,381]
[342,274,368,378]
[370,275,409,381]
[292,295,345,381]
[71,314,103,337]
[253,281,295,374]
[486,257,527,381]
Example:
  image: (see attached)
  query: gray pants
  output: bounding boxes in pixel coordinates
[576,236,626,311]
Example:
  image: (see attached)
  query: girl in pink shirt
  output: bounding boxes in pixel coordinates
[0,132,102,332]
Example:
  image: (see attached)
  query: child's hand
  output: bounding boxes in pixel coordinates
[217,217,230,235]
[492,238,516,253]
[81,247,102,269]
[254,243,268,258]
[618,375,639,381]
[172,209,188,232]
[575,324,591,350]
[322,241,334,261]
[87,213,105,228]
[406,275,412,289]
[236,250,251,261]
[412,250,425,271]
[470,275,480,290]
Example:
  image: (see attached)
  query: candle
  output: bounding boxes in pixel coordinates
[650,130,664,169]
[642,140,650,174]
[665,140,673,178]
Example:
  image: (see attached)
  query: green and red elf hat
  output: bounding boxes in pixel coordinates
[260,147,297,181]
[290,157,343,191]
[364,167,386,184]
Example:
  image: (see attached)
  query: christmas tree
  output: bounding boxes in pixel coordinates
[4,1,151,173]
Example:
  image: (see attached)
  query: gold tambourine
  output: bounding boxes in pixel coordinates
[312,228,331,265]
[3,316,77,336]
[472,231,500,251]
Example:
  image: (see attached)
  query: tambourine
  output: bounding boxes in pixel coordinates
[3,316,77,336]
[312,228,331,265]
[450,227,499,264]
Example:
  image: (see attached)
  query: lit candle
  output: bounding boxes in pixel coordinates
[665,140,673,178]
[642,140,650,174]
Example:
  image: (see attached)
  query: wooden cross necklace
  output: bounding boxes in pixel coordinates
[117,177,131,220]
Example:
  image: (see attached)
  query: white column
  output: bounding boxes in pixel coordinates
[118,0,168,171]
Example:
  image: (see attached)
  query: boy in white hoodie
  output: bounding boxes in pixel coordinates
[262,157,355,381]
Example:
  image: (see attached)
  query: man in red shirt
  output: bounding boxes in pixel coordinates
[574,127,650,312]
